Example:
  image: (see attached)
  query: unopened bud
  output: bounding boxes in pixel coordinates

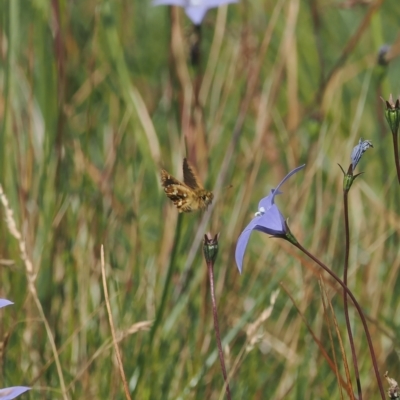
[383,94,400,136]
[203,233,219,264]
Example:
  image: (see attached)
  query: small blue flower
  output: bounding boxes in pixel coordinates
[235,165,305,273]
[0,299,13,309]
[350,138,373,171]
[0,387,31,399]
[152,0,238,25]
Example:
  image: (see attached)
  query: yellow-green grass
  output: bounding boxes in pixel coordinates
[0,0,400,398]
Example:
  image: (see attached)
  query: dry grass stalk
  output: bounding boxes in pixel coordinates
[0,183,68,400]
[100,245,132,400]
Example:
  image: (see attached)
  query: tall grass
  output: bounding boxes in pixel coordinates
[1,0,400,398]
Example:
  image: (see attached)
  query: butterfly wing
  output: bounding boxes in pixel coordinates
[183,158,203,189]
[161,160,213,213]
[161,169,196,213]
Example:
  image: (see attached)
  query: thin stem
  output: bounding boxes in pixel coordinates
[206,259,232,400]
[281,282,353,397]
[391,132,400,184]
[292,241,385,400]
[343,190,362,399]
[100,246,132,400]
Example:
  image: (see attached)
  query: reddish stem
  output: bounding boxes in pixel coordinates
[391,132,400,184]
[206,259,232,400]
[293,242,385,400]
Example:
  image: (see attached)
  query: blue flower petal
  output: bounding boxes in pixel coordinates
[350,139,373,170]
[235,217,262,273]
[152,0,185,6]
[235,165,305,273]
[257,165,305,211]
[0,386,30,400]
[257,190,274,212]
[0,299,13,309]
[184,6,209,24]
[235,205,286,273]
[274,164,305,193]
[153,0,238,25]
[257,204,286,233]
[201,0,238,6]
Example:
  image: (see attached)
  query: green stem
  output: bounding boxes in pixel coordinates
[343,190,362,399]
[206,259,232,400]
[293,241,385,400]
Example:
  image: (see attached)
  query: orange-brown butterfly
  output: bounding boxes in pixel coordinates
[161,158,214,213]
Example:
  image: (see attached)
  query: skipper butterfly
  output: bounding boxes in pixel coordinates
[161,158,214,213]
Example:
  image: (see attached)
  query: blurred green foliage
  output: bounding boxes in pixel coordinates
[1,0,400,399]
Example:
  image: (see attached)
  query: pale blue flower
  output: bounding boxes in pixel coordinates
[0,387,31,399]
[235,165,305,273]
[152,0,238,25]
[0,299,13,309]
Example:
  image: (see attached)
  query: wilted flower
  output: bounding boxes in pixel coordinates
[0,299,13,308]
[350,138,373,172]
[340,138,373,191]
[152,0,238,25]
[235,165,305,273]
[0,387,31,400]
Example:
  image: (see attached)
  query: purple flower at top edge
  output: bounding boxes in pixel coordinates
[235,165,305,273]
[0,299,13,309]
[0,386,31,399]
[152,0,238,25]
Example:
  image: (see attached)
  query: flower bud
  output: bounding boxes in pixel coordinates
[203,233,219,264]
[384,94,400,136]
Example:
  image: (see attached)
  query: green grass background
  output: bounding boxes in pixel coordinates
[1,0,400,398]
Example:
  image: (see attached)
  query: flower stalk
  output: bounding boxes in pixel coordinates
[203,233,232,400]
[343,190,362,400]
[291,238,385,400]
[339,138,373,400]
